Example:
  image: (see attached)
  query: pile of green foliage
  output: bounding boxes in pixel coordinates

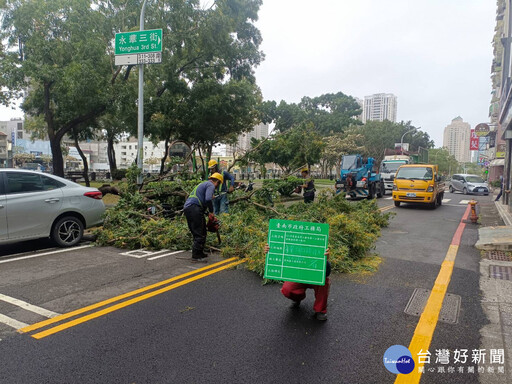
[96,176,390,277]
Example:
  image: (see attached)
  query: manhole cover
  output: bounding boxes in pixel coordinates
[404,288,461,324]
[490,265,512,280]
[486,251,512,262]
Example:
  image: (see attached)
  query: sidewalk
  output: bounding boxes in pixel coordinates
[476,197,512,383]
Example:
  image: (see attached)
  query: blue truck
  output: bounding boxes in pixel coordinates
[335,154,385,199]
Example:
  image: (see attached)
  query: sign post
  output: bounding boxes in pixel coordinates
[114,1,163,184]
[264,219,329,285]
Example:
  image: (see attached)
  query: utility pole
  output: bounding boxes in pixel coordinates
[137,0,148,185]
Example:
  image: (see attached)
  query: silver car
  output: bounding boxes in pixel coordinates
[0,169,105,246]
[449,173,489,195]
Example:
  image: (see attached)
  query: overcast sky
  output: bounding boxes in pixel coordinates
[0,0,496,147]
[253,0,496,147]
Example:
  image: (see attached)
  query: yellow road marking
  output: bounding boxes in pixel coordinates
[30,259,246,339]
[19,257,238,334]
[379,205,395,212]
[395,205,470,383]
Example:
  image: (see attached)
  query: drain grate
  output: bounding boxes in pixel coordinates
[490,265,512,280]
[485,251,512,262]
[404,288,461,324]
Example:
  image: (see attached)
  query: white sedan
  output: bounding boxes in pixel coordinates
[0,169,105,247]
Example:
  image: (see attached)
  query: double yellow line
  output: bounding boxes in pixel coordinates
[20,257,245,340]
[379,204,395,212]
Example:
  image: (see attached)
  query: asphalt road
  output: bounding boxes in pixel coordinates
[0,192,495,383]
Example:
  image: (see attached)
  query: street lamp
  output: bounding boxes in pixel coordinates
[400,128,416,155]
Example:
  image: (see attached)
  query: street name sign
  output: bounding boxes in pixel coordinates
[115,29,162,66]
[264,219,329,285]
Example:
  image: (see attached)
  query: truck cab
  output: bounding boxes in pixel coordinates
[392,164,444,208]
[335,154,384,199]
[380,155,411,191]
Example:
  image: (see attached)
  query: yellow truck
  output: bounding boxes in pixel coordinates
[392,164,445,208]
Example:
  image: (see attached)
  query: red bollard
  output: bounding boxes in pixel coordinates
[469,200,478,223]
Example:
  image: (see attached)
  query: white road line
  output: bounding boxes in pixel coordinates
[459,200,471,204]
[0,294,59,318]
[120,249,171,258]
[148,250,186,261]
[385,197,393,200]
[442,199,451,203]
[0,314,28,330]
[0,244,94,265]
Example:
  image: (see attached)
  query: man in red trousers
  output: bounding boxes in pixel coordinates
[265,245,331,321]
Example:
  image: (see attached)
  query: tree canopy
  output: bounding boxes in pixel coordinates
[1,0,265,176]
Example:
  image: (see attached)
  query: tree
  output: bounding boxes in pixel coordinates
[2,0,113,176]
[427,148,460,175]
[354,120,434,165]
[268,92,361,134]
[298,92,362,135]
[320,132,365,178]
[2,0,265,178]
[249,123,324,174]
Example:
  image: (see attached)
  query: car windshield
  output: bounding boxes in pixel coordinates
[466,176,485,183]
[341,155,359,170]
[395,167,433,180]
[380,162,405,173]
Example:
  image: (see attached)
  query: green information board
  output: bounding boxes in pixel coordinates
[264,219,329,285]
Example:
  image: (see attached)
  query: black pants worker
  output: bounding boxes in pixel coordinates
[184,204,207,259]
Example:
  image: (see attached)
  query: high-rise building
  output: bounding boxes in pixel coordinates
[362,93,397,123]
[354,97,364,122]
[443,116,471,163]
[226,123,270,156]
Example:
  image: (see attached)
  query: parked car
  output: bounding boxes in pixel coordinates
[0,169,105,247]
[449,174,489,195]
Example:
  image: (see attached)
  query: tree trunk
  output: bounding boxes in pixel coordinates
[160,137,170,175]
[107,135,117,175]
[74,134,90,187]
[50,137,65,177]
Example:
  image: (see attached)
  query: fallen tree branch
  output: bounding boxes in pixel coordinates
[229,190,257,204]
[250,201,285,216]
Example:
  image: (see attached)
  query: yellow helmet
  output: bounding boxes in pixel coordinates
[208,159,218,168]
[209,172,224,184]
[301,168,309,173]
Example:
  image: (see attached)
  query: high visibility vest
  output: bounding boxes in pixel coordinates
[214,171,232,195]
[304,178,315,193]
[188,184,203,207]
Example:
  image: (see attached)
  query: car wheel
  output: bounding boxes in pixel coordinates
[463,187,468,195]
[449,185,454,193]
[394,201,400,207]
[52,216,84,247]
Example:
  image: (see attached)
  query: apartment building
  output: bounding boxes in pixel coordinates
[362,93,397,123]
[226,123,270,156]
[443,117,472,163]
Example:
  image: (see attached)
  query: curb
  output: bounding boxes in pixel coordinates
[496,201,512,226]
